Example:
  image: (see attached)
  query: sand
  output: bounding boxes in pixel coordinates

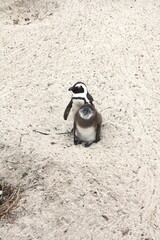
[0,0,160,239]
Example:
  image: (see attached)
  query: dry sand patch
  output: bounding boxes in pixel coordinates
[0,0,160,239]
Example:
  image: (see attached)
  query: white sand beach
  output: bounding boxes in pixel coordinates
[0,0,160,239]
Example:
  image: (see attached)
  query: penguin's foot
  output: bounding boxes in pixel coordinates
[84,141,93,147]
[94,136,101,143]
[74,137,82,145]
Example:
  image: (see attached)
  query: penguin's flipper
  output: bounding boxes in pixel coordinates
[95,112,102,142]
[63,100,72,120]
[95,123,101,143]
[87,92,94,104]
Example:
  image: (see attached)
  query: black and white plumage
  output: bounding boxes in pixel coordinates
[63,82,94,120]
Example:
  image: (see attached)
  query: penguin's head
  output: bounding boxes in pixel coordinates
[79,104,94,120]
[69,82,87,94]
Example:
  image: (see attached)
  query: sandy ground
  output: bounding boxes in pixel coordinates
[0,0,160,239]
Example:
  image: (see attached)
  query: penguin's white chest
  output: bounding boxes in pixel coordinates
[72,99,85,115]
[76,125,96,142]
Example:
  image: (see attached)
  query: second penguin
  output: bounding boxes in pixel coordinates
[74,104,102,147]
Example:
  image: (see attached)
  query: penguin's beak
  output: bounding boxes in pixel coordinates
[68,86,73,91]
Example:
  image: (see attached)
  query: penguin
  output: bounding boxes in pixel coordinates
[74,104,102,147]
[63,82,94,120]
